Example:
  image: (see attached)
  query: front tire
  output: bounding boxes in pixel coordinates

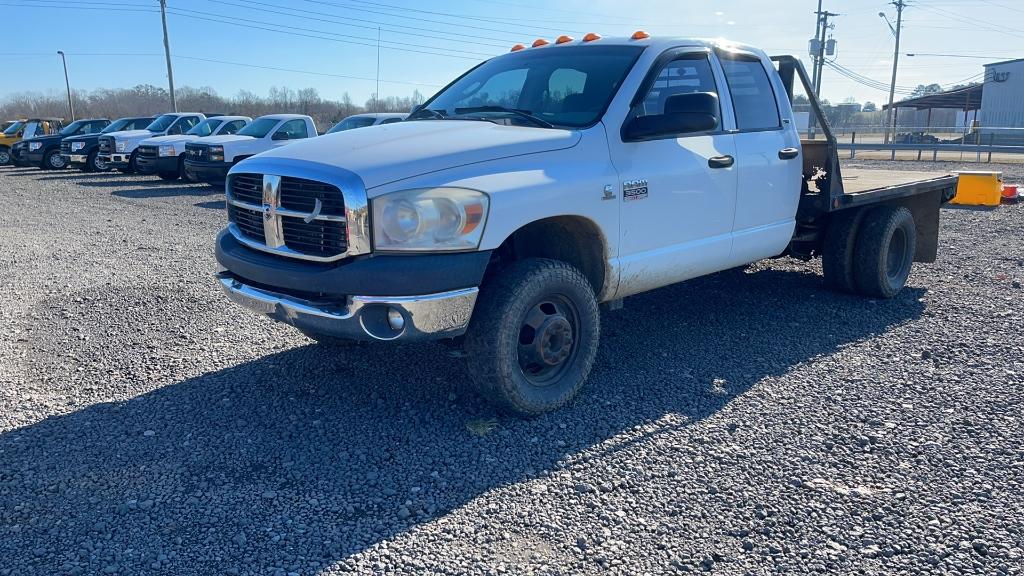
[0,147,10,166]
[118,151,138,174]
[853,206,916,298]
[85,149,107,172]
[43,149,67,170]
[464,258,600,416]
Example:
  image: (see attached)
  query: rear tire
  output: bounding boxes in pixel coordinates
[822,209,866,293]
[43,149,66,170]
[853,206,916,299]
[464,258,600,416]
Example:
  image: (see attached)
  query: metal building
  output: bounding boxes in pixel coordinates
[980,58,1024,134]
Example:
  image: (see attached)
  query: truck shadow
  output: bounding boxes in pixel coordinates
[1,265,926,574]
[111,186,220,200]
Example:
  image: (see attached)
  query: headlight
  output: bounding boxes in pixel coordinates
[28,142,42,151]
[115,140,128,152]
[372,188,488,252]
[208,145,224,162]
[158,145,176,157]
[70,141,85,151]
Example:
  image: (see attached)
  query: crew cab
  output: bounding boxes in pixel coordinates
[62,116,156,172]
[136,115,251,181]
[1,117,64,166]
[14,118,110,170]
[214,36,957,415]
[183,114,316,185]
[98,113,205,173]
[327,113,407,133]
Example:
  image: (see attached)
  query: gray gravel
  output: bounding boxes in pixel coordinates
[1,163,1022,575]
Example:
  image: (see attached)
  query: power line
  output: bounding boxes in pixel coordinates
[173,55,442,87]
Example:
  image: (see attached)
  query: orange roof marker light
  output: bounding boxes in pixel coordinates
[532,38,550,47]
[583,32,602,42]
[511,44,526,52]
[631,30,651,40]
[556,35,574,44]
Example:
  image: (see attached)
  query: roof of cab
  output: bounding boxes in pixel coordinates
[255,113,313,121]
[502,36,769,58]
[346,112,408,119]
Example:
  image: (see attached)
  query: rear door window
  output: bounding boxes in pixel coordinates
[276,119,309,139]
[718,53,781,131]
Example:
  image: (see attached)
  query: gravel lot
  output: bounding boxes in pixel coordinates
[1,161,1022,575]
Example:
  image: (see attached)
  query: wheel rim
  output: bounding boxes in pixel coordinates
[886,227,908,279]
[516,295,579,386]
[93,155,107,170]
[49,153,65,168]
[0,150,9,164]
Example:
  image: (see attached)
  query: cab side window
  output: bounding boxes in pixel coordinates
[636,54,720,122]
[718,54,781,131]
[275,119,309,140]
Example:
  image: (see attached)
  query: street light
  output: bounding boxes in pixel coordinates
[879,12,896,37]
[56,50,75,121]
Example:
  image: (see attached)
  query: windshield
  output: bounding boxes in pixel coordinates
[145,114,178,132]
[102,119,130,133]
[417,45,644,128]
[59,120,88,136]
[3,121,24,135]
[236,117,279,138]
[187,118,223,137]
[327,116,376,134]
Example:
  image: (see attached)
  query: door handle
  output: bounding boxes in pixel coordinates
[708,155,734,169]
[778,147,800,160]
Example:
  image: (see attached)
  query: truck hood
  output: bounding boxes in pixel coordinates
[141,134,198,146]
[194,134,255,146]
[245,120,580,190]
[107,129,155,142]
[19,134,63,145]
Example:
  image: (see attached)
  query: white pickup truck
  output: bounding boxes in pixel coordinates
[183,114,317,185]
[135,115,251,181]
[98,113,205,173]
[214,36,956,415]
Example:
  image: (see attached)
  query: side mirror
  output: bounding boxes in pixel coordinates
[272,131,289,141]
[623,92,719,141]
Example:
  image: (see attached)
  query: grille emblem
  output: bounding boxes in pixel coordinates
[261,175,285,248]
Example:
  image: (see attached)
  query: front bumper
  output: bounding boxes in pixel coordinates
[136,154,178,175]
[64,153,89,165]
[99,153,131,169]
[218,273,478,341]
[184,159,230,183]
[23,149,44,165]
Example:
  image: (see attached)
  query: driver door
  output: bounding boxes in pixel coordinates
[606,49,739,298]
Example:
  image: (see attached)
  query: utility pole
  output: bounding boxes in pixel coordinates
[57,50,75,121]
[159,0,177,112]
[375,27,381,113]
[882,0,906,144]
[810,0,823,93]
[814,10,839,97]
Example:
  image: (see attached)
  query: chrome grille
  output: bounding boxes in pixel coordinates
[98,136,113,154]
[137,145,157,158]
[227,173,348,261]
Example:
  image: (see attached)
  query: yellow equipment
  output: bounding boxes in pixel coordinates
[952,171,1003,207]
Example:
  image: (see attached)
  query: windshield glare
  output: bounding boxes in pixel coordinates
[146,114,177,132]
[187,118,222,137]
[4,121,24,135]
[328,116,376,133]
[102,119,132,133]
[59,120,88,136]
[237,118,279,138]
[420,45,644,128]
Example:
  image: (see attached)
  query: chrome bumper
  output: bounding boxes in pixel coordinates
[64,154,88,163]
[217,274,479,341]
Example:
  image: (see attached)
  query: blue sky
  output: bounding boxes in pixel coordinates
[1,0,1020,107]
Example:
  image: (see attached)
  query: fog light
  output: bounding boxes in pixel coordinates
[387,307,405,331]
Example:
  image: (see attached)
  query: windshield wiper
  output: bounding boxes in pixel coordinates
[453,106,554,128]
[408,107,447,121]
